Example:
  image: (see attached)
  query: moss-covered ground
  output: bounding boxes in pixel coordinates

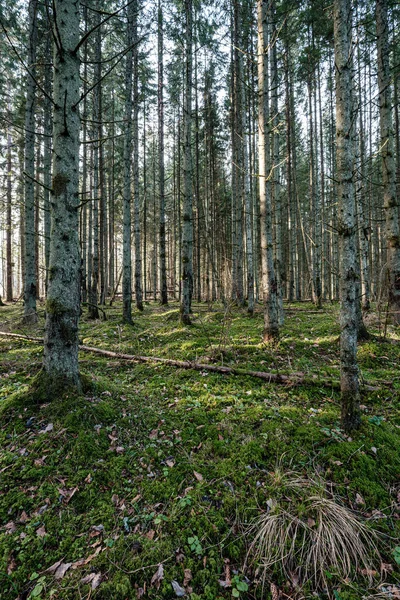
[0,301,399,600]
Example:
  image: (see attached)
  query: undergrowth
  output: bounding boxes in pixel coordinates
[0,301,399,600]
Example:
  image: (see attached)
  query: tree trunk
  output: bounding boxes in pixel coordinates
[122,0,134,323]
[376,0,400,324]
[334,0,360,431]
[43,0,81,392]
[6,118,13,302]
[43,31,52,295]
[180,0,193,324]
[23,0,38,324]
[122,2,135,323]
[257,0,279,342]
[133,1,143,312]
[158,0,168,306]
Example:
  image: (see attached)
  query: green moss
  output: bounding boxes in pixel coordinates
[0,301,399,599]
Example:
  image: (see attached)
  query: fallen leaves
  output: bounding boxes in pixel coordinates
[193,471,203,482]
[36,525,46,538]
[151,563,164,590]
[58,486,78,504]
[39,423,54,434]
[81,572,103,590]
[171,580,186,596]
[4,521,17,534]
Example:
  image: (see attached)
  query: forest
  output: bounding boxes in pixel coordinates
[0,0,399,598]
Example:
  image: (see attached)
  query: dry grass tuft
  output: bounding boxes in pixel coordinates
[246,472,380,593]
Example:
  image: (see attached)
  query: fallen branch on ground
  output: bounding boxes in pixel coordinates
[0,331,392,392]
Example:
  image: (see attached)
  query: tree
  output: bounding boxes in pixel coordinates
[122,0,134,324]
[334,0,360,431]
[180,0,193,324]
[376,0,400,325]
[23,0,38,323]
[42,0,81,392]
[257,0,279,342]
[158,0,168,306]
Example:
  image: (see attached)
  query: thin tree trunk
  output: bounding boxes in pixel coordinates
[376,0,400,324]
[180,0,194,324]
[158,0,168,305]
[43,32,52,295]
[122,0,134,323]
[257,0,279,342]
[133,1,143,312]
[23,0,38,324]
[6,119,13,302]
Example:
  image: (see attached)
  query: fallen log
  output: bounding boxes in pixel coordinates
[0,330,388,392]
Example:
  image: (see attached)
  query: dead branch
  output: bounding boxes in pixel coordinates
[0,331,388,392]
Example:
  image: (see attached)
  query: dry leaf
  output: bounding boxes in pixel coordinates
[151,564,164,590]
[171,580,186,596]
[54,562,72,580]
[19,511,29,523]
[193,471,203,482]
[81,573,96,585]
[183,569,192,587]
[45,559,63,574]
[355,493,365,505]
[91,572,103,590]
[7,556,17,574]
[40,423,54,434]
[84,473,92,484]
[166,459,175,468]
[36,525,46,537]
[145,529,155,540]
[5,521,17,534]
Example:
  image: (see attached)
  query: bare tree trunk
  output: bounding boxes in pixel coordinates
[23,0,38,324]
[122,0,134,323]
[376,0,400,324]
[133,1,143,312]
[43,32,52,295]
[334,0,360,431]
[43,0,81,392]
[257,0,279,342]
[158,0,168,305]
[180,0,193,324]
[6,118,13,302]
[270,0,283,321]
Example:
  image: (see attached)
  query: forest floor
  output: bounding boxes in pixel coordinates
[0,301,399,600]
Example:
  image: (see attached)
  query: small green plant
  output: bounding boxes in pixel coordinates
[188,535,203,556]
[393,546,400,565]
[231,575,248,598]
[28,574,46,599]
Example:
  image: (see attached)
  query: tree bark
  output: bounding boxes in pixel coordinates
[23,0,38,324]
[334,0,361,431]
[43,0,81,392]
[180,0,194,324]
[133,1,143,312]
[257,0,279,342]
[158,0,168,306]
[376,0,400,324]
[122,0,134,323]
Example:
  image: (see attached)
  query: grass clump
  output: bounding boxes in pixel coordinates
[247,469,380,594]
